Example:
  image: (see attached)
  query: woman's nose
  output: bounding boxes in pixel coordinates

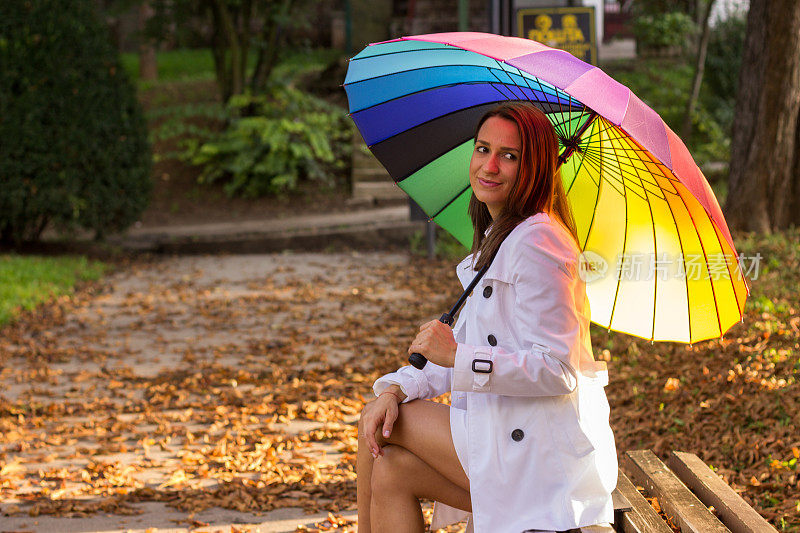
[484,154,499,173]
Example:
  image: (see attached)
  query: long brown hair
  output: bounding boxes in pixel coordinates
[469,102,578,271]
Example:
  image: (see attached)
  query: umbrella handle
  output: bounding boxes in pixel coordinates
[408,313,454,369]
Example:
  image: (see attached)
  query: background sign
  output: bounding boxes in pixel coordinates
[517,7,597,64]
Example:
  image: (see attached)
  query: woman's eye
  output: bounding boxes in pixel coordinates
[504,152,517,161]
[476,145,488,154]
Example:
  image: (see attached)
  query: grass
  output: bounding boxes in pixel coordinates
[0,255,107,326]
[121,47,342,86]
[121,48,219,83]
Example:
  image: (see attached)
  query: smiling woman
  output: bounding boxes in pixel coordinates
[469,116,522,219]
[356,103,617,533]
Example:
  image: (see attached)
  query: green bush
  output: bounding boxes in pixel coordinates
[605,59,729,165]
[0,0,151,244]
[184,87,351,197]
[633,12,696,52]
[704,12,747,131]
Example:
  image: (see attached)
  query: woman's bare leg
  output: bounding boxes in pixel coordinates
[357,400,470,532]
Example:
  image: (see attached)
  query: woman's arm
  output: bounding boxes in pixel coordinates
[452,225,584,397]
[373,359,453,401]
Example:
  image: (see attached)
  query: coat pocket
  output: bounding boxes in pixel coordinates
[546,394,595,458]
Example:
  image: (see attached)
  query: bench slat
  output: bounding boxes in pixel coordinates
[612,486,633,512]
[614,468,674,533]
[623,450,729,533]
[668,451,777,533]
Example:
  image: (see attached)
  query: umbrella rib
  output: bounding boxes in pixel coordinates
[558,111,597,164]
[488,62,527,101]
[708,219,747,322]
[580,123,669,202]
[658,179,692,343]
[575,147,620,195]
[429,182,472,220]
[348,39,456,61]
[606,128,629,333]
[349,77,526,115]
[346,55,486,86]
[672,181,723,341]
[348,42,454,62]
[621,130,662,342]
[578,118,603,252]
[709,220,749,314]
[558,90,594,196]
[509,63,568,135]
[581,122,656,186]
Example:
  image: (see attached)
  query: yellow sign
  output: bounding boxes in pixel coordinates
[517,7,597,64]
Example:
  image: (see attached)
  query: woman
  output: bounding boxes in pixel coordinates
[357,103,617,533]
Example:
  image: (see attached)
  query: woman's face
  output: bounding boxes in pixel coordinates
[469,116,521,219]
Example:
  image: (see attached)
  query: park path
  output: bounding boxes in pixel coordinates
[0,252,462,532]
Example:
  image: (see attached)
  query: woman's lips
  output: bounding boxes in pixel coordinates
[478,178,501,188]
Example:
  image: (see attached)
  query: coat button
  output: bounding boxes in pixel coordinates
[483,286,492,298]
[487,334,497,346]
[511,429,524,442]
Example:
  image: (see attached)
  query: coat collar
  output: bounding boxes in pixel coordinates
[456,212,553,288]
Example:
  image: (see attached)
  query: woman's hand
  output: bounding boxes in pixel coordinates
[361,388,405,458]
[408,320,458,368]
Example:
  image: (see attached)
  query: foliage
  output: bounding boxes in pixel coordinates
[146,0,311,101]
[410,229,469,261]
[137,48,342,165]
[631,0,697,17]
[146,102,227,161]
[633,11,696,52]
[183,87,352,197]
[604,59,729,166]
[0,0,151,244]
[704,12,747,130]
[0,237,798,529]
[0,255,106,326]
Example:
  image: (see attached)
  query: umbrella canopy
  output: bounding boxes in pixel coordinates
[343,32,748,344]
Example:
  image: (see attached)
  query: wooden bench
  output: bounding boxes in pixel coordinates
[604,450,777,533]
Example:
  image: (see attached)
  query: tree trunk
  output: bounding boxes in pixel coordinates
[137,2,158,81]
[681,0,715,140]
[207,1,231,101]
[251,0,291,93]
[237,0,252,96]
[790,111,800,227]
[725,0,800,233]
[214,0,241,99]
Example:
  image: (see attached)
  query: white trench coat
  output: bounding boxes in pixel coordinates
[374,212,618,532]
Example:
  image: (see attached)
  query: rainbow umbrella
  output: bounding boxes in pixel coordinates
[343,32,748,344]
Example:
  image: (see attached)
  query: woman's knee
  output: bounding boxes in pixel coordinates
[370,444,414,494]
